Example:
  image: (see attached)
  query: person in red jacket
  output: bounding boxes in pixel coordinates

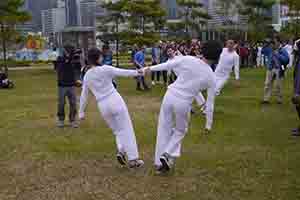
[239,43,249,67]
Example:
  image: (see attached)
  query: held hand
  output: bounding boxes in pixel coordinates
[143,67,151,75]
[137,69,144,76]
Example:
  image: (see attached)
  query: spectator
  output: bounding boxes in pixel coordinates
[239,43,249,67]
[283,40,294,68]
[151,43,161,85]
[134,45,149,91]
[159,42,168,85]
[262,39,289,104]
[55,45,78,128]
[256,43,263,67]
[131,44,138,64]
[102,44,113,66]
[292,39,300,136]
[102,44,117,88]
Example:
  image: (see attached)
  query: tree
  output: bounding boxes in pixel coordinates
[216,0,239,26]
[281,0,300,38]
[98,0,166,62]
[98,0,128,67]
[215,0,245,39]
[0,0,31,74]
[124,0,166,33]
[176,0,210,38]
[122,0,166,45]
[239,0,276,42]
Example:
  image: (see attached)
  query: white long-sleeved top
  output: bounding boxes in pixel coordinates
[284,44,293,56]
[79,65,139,118]
[215,48,240,80]
[149,56,216,130]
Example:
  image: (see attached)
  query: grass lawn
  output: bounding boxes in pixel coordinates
[0,67,299,200]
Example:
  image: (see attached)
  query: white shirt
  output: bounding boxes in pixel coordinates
[215,48,240,80]
[149,56,216,130]
[284,44,293,56]
[257,46,262,56]
[79,65,138,118]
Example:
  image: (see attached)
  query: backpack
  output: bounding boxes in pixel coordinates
[278,48,290,66]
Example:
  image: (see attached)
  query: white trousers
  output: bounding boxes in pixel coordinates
[97,92,139,161]
[288,54,294,68]
[215,75,229,95]
[257,55,264,67]
[194,92,206,107]
[155,91,191,166]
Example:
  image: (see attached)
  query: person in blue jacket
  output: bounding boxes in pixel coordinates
[134,44,149,91]
[262,39,289,104]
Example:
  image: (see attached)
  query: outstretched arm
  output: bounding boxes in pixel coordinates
[79,81,89,119]
[109,66,141,77]
[205,86,216,131]
[234,54,240,80]
[144,58,179,73]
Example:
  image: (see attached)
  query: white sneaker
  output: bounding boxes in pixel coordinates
[151,81,156,86]
[70,121,79,128]
[57,120,64,128]
[128,159,144,169]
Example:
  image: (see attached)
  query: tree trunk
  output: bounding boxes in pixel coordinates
[296,11,300,38]
[116,17,119,67]
[142,16,145,35]
[0,23,8,75]
[185,9,189,37]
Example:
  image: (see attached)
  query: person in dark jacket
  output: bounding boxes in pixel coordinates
[55,45,78,128]
[292,39,300,136]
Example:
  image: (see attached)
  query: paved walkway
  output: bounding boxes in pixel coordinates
[9,66,53,71]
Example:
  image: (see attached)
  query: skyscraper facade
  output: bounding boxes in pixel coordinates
[65,0,81,26]
[80,0,97,27]
[41,8,66,36]
[21,0,57,32]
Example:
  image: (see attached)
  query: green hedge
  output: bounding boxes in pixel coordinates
[0,60,53,68]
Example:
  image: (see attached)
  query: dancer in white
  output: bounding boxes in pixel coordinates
[143,45,216,173]
[79,48,144,169]
[215,40,240,96]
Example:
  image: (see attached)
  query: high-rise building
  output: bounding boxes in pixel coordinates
[79,0,97,27]
[165,0,178,19]
[57,0,66,8]
[271,0,291,31]
[20,0,57,32]
[41,8,66,36]
[161,0,208,20]
[65,0,81,26]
